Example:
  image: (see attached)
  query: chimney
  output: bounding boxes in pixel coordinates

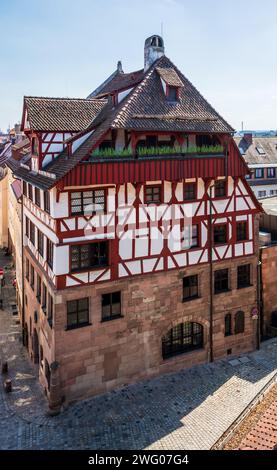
[144,35,165,71]
[243,133,253,145]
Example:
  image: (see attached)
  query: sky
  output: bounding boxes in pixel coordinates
[0,0,277,132]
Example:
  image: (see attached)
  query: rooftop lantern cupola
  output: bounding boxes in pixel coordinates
[144,34,165,71]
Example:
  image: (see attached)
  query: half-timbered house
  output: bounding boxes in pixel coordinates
[9,35,262,409]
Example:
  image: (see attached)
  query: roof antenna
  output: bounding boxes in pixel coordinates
[161,22,164,38]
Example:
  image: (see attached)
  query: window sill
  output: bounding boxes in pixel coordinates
[101,315,123,323]
[214,289,231,295]
[163,346,204,362]
[237,284,253,290]
[65,322,92,331]
[71,265,109,274]
[182,296,200,303]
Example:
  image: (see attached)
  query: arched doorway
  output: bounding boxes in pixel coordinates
[33,329,39,364]
[162,322,203,359]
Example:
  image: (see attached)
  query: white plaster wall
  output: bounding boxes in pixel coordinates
[54,245,69,274]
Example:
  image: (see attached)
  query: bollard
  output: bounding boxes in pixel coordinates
[4,379,12,393]
[1,361,8,374]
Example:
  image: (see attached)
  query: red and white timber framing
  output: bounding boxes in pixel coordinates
[23,174,260,291]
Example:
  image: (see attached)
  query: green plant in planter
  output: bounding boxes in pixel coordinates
[91,144,224,158]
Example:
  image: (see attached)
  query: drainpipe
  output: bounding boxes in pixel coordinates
[20,193,25,344]
[257,250,262,350]
[208,184,214,363]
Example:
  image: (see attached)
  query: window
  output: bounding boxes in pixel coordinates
[167,86,178,102]
[32,137,39,156]
[268,168,276,178]
[38,230,44,257]
[30,222,35,246]
[255,168,264,179]
[36,274,41,303]
[183,275,199,301]
[70,242,108,271]
[236,221,248,241]
[214,180,226,198]
[23,181,27,197]
[214,269,229,294]
[256,146,265,155]
[70,190,105,215]
[46,239,54,268]
[44,191,50,214]
[25,216,30,238]
[214,224,227,245]
[42,284,47,312]
[30,265,34,291]
[196,135,219,147]
[182,224,199,249]
[25,259,29,281]
[67,298,89,329]
[47,294,53,327]
[145,186,161,204]
[225,313,232,337]
[235,311,245,334]
[101,292,121,321]
[184,183,197,201]
[258,190,266,198]
[28,184,33,201]
[162,322,203,359]
[237,264,251,289]
[35,188,40,207]
[270,190,277,196]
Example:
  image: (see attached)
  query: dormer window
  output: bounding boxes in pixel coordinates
[167,86,178,102]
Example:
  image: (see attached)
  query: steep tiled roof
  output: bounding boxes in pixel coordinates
[89,69,144,98]
[111,56,234,133]
[0,142,12,167]
[15,54,234,188]
[23,96,108,132]
[234,136,277,165]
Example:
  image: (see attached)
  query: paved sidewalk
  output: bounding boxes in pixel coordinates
[1,252,277,449]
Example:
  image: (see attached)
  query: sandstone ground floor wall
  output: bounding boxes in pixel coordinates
[22,250,259,405]
[52,256,258,403]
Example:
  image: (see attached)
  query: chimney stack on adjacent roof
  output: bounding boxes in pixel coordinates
[243,133,253,145]
[144,35,165,71]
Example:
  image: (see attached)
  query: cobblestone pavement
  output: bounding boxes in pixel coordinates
[1,251,277,450]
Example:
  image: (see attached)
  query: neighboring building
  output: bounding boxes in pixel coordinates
[7,138,30,316]
[235,133,277,199]
[10,35,262,409]
[0,142,11,248]
[257,196,277,339]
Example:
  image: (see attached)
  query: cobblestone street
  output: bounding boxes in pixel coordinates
[0,253,277,450]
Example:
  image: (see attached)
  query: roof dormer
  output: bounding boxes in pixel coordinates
[156,67,183,102]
